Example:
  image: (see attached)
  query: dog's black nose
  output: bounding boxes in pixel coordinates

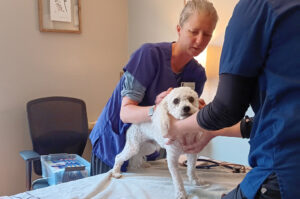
[183,106,190,113]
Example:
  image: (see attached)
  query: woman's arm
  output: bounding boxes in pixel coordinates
[184,121,242,153]
[120,87,173,124]
[167,116,244,153]
[120,96,152,124]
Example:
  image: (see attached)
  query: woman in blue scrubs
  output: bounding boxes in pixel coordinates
[89,0,219,175]
[166,0,300,198]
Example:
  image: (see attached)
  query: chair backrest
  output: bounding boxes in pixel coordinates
[27,96,89,175]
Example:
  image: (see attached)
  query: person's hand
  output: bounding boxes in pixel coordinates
[155,88,173,105]
[198,98,206,109]
[181,131,214,153]
[165,114,214,153]
[166,130,213,154]
[164,113,197,144]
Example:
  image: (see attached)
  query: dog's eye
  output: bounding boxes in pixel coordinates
[188,97,194,103]
[173,98,180,104]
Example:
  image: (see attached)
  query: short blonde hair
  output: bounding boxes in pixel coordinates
[179,0,218,27]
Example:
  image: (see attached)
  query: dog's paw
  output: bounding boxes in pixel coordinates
[142,162,151,168]
[190,178,202,185]
[175,191,187,199]
[190,178,209,187]
[111,171,122,179]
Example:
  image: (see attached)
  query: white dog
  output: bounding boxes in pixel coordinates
[111,87,204,199]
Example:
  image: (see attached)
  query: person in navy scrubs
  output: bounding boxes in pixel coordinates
[165,0,300,198]
[89,0,219,175]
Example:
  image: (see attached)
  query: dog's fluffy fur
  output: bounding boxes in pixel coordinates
[111,87,204,199]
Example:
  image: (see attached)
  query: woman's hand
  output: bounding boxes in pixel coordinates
[166,129,214,154]
[181,131,215,153]
[165,113,215,154]
[155,88,173,105]
[198,98,206,109]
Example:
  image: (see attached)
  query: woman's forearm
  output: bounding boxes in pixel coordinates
[176,112,206,134]
[175,112,242,137]
[210,121,242,138]
[120,104,152,124]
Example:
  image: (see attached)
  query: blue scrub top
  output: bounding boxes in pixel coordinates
[90,42,206,171]
[220,0,300,198]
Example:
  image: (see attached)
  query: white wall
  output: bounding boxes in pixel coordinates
[128,0,183,54]
[209,0,239,45]
[0,0,128,195]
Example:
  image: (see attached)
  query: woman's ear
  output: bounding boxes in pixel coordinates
[177,24,181,36]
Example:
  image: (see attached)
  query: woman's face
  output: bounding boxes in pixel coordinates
[177,11,216,57]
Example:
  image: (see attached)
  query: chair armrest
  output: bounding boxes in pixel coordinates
[19,150,40,161]
[19,150,40,190]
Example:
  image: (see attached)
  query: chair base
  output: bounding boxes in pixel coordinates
[32,178,49,190]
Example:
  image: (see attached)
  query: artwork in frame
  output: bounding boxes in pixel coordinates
[38,0,81,33]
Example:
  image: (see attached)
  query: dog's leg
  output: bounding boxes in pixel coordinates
[166,147,187,199]
[129,152,150,169]
[186,154,203,185]
[111,139,140,178]
[130,141,158,168]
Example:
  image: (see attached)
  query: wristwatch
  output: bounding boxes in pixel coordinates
[148,105,155,116]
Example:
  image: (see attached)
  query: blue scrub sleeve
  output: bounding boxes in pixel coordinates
[121,71,146,103]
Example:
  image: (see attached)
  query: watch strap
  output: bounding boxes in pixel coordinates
[148,105,155,116]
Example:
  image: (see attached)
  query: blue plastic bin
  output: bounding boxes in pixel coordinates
[41,153,90,186]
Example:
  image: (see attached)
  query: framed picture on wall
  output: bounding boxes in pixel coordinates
[38,0,82,33]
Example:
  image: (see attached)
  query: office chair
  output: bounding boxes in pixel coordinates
[19,96,89,190]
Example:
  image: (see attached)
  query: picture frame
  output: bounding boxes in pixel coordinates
[38,0,81,33]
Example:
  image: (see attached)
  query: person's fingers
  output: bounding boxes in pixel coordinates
[184,149,199,154]
[182,144,195,151]
[155,95,163,104]
[198,98,206,109]
[177,135,186,146]
[182,144,199,153]
[183,147,199,154]
[184,132,196,146]
[199,98,205,104]
[199,104,205,109]
[182,132,205,153]
[165,138,176,145]
[163,133,175,139]
[162,88,173,98]
[166,87,173,94]
[155,88,173,104]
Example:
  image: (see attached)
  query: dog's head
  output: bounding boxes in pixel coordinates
[162,87,199,119]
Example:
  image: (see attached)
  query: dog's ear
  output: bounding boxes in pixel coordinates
[159,100,170,136]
